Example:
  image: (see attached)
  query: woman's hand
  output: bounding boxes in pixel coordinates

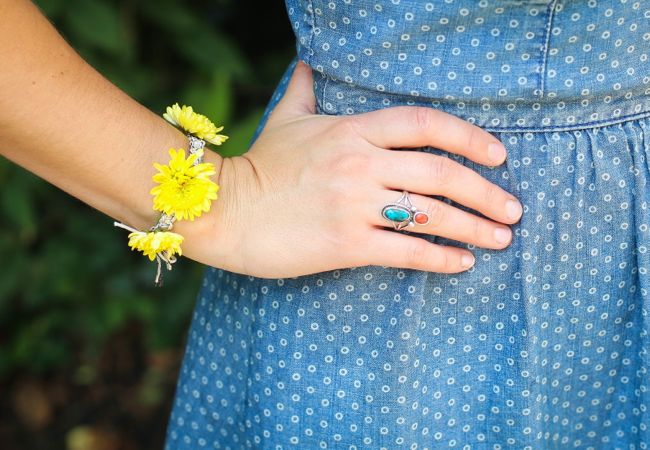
[0,1,520,280]
[180,62,523,278]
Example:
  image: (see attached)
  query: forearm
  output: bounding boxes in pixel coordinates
[0,0,224,234]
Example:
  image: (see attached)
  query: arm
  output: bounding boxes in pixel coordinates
[0,0,521,278]
[0,0,223,258]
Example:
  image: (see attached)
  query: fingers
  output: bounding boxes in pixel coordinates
[368,189,514,250]
[351,106,507,167]
[268,60,316,123]
[362,228,475,273]
[373,149,523,225]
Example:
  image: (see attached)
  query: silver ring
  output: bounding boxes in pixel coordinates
[381,190,430,230]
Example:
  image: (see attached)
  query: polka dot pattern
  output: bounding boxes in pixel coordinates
[165,1,650,448]
[291,0,650,130]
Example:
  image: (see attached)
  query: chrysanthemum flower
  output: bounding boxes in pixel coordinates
[127,230,184,261]
[150,148,220,221]
[163,103,228,145]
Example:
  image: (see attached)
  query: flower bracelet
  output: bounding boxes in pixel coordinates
[113,103,227,286]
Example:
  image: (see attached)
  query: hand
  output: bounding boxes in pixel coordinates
[181,61,523,278]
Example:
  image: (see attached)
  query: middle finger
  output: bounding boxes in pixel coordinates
[373,148,523,225]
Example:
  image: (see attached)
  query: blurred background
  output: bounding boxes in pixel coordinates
[0,0,294,448]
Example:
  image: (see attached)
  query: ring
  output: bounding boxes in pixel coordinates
[381,190,430,230]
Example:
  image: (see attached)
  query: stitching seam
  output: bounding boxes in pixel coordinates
[305,0,316,67]
[314,72,330,114]
[316,107,650,133]
[321,74,331,113]
[482,109,650,133]
[539,0,558,98]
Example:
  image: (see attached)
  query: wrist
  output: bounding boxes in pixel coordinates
[130,131,225,231]
[113,102,230,284]
[162,148,228,265]
[172,153,258,272]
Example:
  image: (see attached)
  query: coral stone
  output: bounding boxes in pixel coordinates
[414,212,429,224]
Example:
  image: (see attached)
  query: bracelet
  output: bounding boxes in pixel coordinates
[113,103,227,287]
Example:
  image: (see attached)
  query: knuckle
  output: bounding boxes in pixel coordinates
[437,249,455,274]
[406,239,430,269]
[440,250,457,273]
[333,116,364,139]
[466,124,481,151]
[413,107,433,132]
[326,149,372,178]
[483,182,501,204]
[428,156,454,186]
[471,217,484,242]
[427,200,446,229]
[320,179,349,210]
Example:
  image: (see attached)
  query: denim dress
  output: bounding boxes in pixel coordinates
[164,1,650,449]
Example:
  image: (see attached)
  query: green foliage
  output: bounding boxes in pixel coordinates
[0,0,293,377]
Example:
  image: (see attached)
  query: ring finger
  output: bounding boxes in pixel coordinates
[373,148,523,226]
[370,189,514,249]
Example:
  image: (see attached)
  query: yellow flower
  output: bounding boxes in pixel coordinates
[127,230,184,261]
[163,103,228,145]
[150,148,220,221]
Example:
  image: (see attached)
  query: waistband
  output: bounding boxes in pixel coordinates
[313,70,650,132]
[289,0,650,131]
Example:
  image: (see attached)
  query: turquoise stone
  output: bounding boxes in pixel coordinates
[383,207,411,222]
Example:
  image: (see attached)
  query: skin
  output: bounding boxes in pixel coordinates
[0,0,523,279]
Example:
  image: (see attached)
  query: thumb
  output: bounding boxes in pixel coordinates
[269,60,316,121]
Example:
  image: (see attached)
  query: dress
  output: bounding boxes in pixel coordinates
[164,1,650,449]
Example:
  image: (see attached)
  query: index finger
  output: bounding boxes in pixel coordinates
[350,106,507,167]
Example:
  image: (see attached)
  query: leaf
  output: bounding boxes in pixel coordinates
[139,0,197,31]
[64,0,128,55]
[0,252,28,309]
[182,70,233,127]
[1,175,37,239]
[172,27,249,77]
[97,61,163,101]
[3,0,291,379]
[33,0,68,19]
[216,109,265,157]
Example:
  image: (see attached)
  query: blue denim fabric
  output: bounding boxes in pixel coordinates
[165,1,650,449]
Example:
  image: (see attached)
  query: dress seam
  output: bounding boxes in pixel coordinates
[316,104,650,133]
[539,0,558,98]
[480,109,650,133]
[305,0,316,67]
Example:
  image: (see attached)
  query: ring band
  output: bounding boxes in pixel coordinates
[381,190,430,230]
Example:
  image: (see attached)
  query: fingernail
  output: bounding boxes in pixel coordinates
[494,227,512,244]
[506,199,523,220]
[488,143,506,163]
[461,254,475,268]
